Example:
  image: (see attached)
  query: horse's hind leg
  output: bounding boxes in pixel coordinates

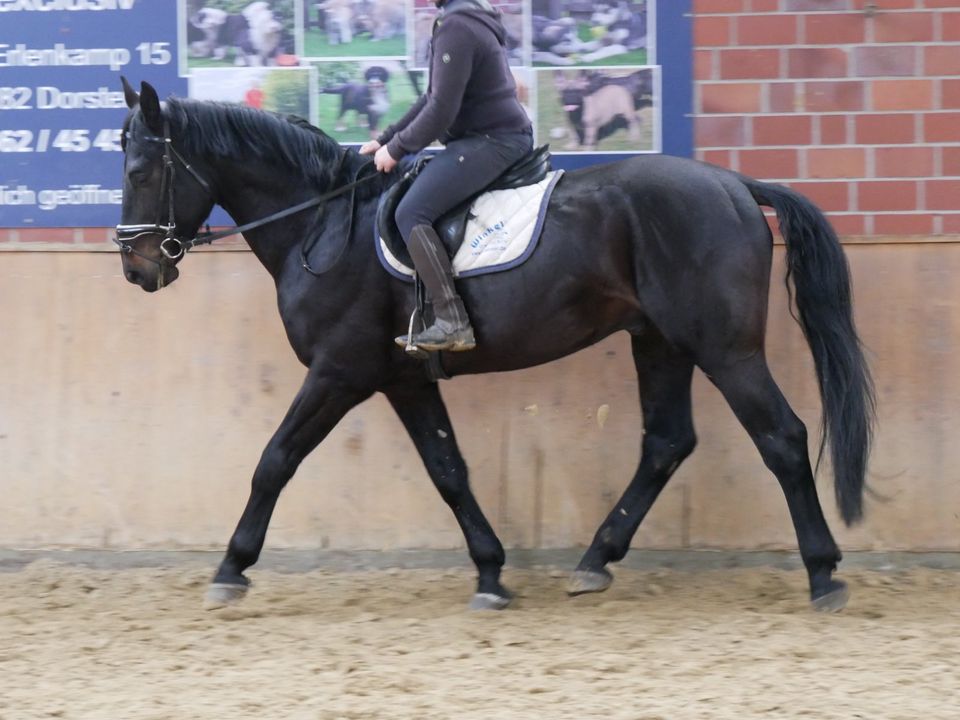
[706,354,847,611]
[386,382,510,610]
[570,330,696,595]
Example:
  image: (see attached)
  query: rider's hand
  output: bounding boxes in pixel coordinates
[374,144,399,173]
[359,140,381,155]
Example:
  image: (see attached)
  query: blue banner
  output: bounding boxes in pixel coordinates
[0,0,689,228]
[0,1,186,227]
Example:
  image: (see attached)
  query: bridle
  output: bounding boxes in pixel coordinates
[114,120,379,272]
[114,120,214,266]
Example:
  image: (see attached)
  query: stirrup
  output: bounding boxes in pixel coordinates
[396,307,429,359]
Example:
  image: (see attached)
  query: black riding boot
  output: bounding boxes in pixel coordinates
[399,224,476,352]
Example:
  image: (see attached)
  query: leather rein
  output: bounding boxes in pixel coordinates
[114,121,379,274]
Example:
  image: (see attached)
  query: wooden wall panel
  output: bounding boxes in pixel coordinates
[0,245,957,551]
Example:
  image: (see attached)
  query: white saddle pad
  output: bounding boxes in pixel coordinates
[377,170,564,280]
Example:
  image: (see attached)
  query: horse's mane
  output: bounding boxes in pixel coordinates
[164,97,344,190]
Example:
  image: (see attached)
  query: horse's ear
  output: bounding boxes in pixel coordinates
[139,81,163,133]
[121,76,139,109]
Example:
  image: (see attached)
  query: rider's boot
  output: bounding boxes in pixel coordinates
[397,224,476,352]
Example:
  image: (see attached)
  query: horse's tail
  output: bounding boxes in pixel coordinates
[742,177,876,526]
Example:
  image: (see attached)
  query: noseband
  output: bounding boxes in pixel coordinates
[114,120,379,272]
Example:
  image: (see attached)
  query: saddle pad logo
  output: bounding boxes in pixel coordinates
[469,221,508,253]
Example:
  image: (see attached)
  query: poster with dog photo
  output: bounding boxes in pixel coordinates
[536,66,659,154]
[411,0,526,69]
[181,0,299,73]
[189,67,315,119]
[312,60,427,144]
[303,0,407,59]
[532,0,653,68]
[511,67,535,126]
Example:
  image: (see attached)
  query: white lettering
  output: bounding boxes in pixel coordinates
[0,0,136,11]
[0,184,37,205]
[0,128,124,151]
[36,184,122,210]
[0,44,131,70]
[36,87,126,110]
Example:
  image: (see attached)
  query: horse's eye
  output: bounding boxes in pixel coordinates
[127,169,148,186]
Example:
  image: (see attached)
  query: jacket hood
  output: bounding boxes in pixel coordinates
[442,0,507,45]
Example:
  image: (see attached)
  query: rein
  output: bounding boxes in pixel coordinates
[114,122,379,271]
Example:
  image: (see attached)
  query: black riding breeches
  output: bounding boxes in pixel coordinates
[395,130,533,243]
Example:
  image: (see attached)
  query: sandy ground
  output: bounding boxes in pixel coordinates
[0,556,957,720]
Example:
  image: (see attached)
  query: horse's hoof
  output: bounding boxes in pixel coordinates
[567,568,613,596]
[204,582,249,610]
[811,580,849,613]
[469,592,511,611]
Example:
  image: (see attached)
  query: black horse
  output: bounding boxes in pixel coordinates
[116,80,874,612]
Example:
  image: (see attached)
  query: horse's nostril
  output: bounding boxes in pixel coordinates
[126,270,142,285]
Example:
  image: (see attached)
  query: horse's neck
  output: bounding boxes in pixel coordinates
[211,152,392,280]
[212,158,316,277]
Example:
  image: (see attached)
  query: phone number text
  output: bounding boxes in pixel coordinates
[0,128,122,152]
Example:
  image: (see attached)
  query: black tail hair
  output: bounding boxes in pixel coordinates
[744,178,876,525]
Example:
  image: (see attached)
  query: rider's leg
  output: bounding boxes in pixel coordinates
[405,223,477,351]
[395,131,532,351]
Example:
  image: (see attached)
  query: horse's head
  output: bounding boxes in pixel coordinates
[116,78,215,292]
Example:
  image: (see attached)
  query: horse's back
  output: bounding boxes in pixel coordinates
[546,154,772,274]
[559,154,769,233]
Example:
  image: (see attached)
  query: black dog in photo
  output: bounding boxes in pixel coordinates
[322,65,391,138]
[556,70,653,149]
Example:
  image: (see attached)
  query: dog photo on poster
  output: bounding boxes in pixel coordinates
[304,0,408,59]
[181,0,299,72]
[188,66,315,119]
[537,66,660,154]
[177,1,663,156]
[310,60,423,143]
[532,0,652,67]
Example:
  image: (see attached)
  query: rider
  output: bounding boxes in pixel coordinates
[360,0,532,352]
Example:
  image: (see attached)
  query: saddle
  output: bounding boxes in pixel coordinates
[376,144,552,268]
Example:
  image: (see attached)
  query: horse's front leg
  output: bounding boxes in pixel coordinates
[386,382,510,610]
[205,370,371,608]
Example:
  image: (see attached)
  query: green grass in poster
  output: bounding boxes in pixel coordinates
[304,32,406,59]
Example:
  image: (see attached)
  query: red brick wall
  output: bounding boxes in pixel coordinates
[693,0,960,237]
